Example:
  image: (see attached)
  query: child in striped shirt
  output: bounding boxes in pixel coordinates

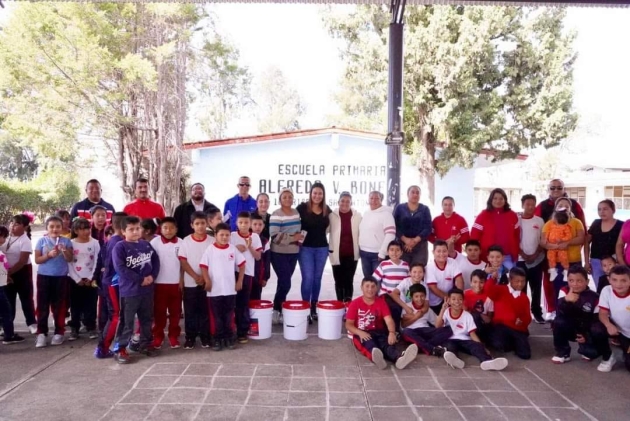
[373,241,409,331]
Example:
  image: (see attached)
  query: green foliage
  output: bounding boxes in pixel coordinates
[254,66,305,133]
[0,136,38,181]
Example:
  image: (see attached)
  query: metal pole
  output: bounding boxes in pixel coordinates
[387,1,405,207]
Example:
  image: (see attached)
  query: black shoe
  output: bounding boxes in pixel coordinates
[307,315,313,325]
[140,346,159,357]
[212,340,222,351]
[533,314,546,324]
[184,338,195,350]
[431,345,446,358]
[310,301,318,321]
[129,341,141,353]
[226,338,236,350]
[2,334,26,345]
[200,338,211,349]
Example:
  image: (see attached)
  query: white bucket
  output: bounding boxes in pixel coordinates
[317,301,346,340]
[282,300,310,341]
[248,300,273,340]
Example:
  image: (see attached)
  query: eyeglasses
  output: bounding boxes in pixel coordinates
[238,183,251,187]
[549,186,563,191]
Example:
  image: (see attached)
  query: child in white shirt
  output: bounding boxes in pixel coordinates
[401,284,451,356]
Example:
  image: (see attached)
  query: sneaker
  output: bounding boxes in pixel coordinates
[183,338,195,350]
[371,348,388,370]
[480,358,508,371]
[132,333,140,343]
[94,346,115,359]
[238,336,249,344]
[116,348,130,364]
[35,334,47,348]
[395,344,418,370]
[597,354,617,372]
[3,334,26,345]
[226,338,236,350]
[68,329,79,341]
[443,351,465,369]
[431,345,446,358]
[544,311,556,322]
[152,339,163,350]
[272,310,280,325]
[533,314,546,324]
[28,324,38,335]
[129,340,141,353]
[212,339,222,352]
[51,334,64,346]
[581,355,592,362]
[200,338,211,349]
[307,315,313,325]
[551,354,571,364]
[88,330,99,339]
[113,342,120,353]
[169,338,181,349]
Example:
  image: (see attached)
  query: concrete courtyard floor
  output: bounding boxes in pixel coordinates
[1,265,629,421]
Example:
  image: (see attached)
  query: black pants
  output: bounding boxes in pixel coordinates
[430,303,443,317]
[444,339,491,362]
[119,293,153,349]
[471,312,492,344]
[98,292,109,333]
[383,295,403,332]
[402,326,452,354]
[0,286,15,339]
[208,295,236,340]
[68,283,98,331]
[5,264,36,326]
[183,286,210,341]
[332,257,358,302]
[235,275,252,338]
[516,261,543,318]
[618,334,630,372]
[552,316,611,359]
[352,331,401,363]
[489,324,531,360]
[36,275,69,336]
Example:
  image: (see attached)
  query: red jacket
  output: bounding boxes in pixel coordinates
[485,278,531,333]
[470,209,520,262]
[123,199,166,220]
[429,212,470,253]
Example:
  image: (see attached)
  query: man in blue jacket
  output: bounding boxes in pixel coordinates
[223,176,257,231]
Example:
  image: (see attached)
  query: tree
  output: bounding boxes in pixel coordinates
[254,66,305,133]
[0,3,250,213]
[0,135,38,182]
[324,5,578,203]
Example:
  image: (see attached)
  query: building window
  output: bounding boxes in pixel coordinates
[473,188,522,215]
[566,187,586,208]
[605,185,630,210]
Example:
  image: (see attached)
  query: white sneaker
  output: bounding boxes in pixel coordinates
[371,348,388,370]
[481,357,508,371]
[395,344,418,370]
[597,354,616,372]
[272,310,280,325]
[35,334,47,348]
[544,311,556,322]
[29,324,38,335]
[551,355,571,364]
[51,334,64,346]
[444,351,465,369]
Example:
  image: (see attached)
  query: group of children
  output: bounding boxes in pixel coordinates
[347,238,630,373]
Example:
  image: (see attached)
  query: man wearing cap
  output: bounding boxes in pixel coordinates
[223,176,257,231]
[173,183,220,238]
[358,191,397,278]
[70,179,116,224]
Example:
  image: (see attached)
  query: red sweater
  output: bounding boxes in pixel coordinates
[429,212,470,253]
[470,209,520,262]
[485,278,531,333]
[123,199,166,220]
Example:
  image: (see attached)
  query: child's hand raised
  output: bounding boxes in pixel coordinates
[565,290,579,303]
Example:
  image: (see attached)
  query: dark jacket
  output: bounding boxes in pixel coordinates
[173,199,220,238]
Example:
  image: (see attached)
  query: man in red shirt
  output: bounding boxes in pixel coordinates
[123,178,166,221]
[346,278,418,370]
[430,196,470,253]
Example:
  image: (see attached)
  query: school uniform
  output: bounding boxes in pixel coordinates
[150,236,182,346]
[200,243,246,341]
[231,231,262,338]
[598,286,630,371]
[517,214,545,319]
[34,236,73,336]
[347,296,402,362]
[98,234,123,351]
[464,289,494,343]
[401,304,452,355]
[251,238,270,301]
[178,234,214,342]
[425,258,462,315]
[453,251,486,290]
[389,277,431,333]
[0,251,18,340]
[442,308,493,362]
[67,238,101,333]
[0,233,36,327]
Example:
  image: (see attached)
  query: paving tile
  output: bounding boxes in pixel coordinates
[465,367,507,378]
[290,377,326,392]
[216,364,257,377]
[147,363,189,376]
[194,405,240,421]
[366,390,409,406]
[371,406,417,421]
[407,391,450,407]
[183,364,221,376]
[286,407,326,420]
[204,389,248,406]
[237,406,285,421]
[499,408,549,421]
[363,377,402,391]
[458,407,505,421]
[501,373,552,392]
[447,391,491,407]
[175,376,213,389]
[136,375,179,389]
[292,365,325,378]
[414,407,465,420]
[120,389,165,404]
[473,378,516,391]
[542,407,597,421]
[524,391,575,408]
[246,391,289,406]
[326,377,364,392]
[101,404,153,421]
[394,365,432,377]
[329,392,367,408]
[211,377,252,390]
[255,365,293,377]
[328,408,371,421]
[483,391,532,407]
[147,404,199,421]
[427,366,470,378]
[437,377,478,391]
[288,391,326,407]
[359,365,395,378]
[160,388,207,404]
[397,376,441,391]
[326,365,361,378]
[251,376,290,391]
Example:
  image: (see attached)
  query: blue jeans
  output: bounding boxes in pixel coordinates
[360,250,380,279]
[271,252,299,311]
[590,258,605,289]
[299,246,329,303]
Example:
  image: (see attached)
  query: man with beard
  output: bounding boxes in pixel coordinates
[122,178,166,221]
[173,183,220,238]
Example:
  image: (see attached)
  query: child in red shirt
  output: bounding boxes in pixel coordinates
[464,269,494,344]
[346,278,418,370]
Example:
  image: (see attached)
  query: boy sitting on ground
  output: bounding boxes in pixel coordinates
[346,278,418,370]
[389,263,429,317]
[401,284,451,356]
[464,269,494,344]
[597,264,630,373]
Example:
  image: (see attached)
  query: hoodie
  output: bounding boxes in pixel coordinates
[112,240,160,298]
[358,206,396,259]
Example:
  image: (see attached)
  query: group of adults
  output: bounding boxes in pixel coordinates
[45,176,630,325]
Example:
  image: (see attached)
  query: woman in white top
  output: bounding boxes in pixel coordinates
[328,192,362,303]
[0,214,37,333]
